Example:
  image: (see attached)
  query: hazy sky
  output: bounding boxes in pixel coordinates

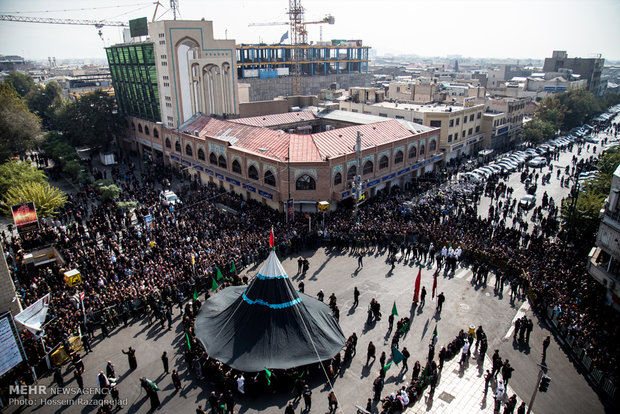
[0,0,619,62]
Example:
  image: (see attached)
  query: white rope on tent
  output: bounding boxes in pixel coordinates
[290,292,345,414]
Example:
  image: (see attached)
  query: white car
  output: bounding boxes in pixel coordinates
[463,172,484,183]
[519,195,536,209]
[159,190,181,206]
[527,157,547,168]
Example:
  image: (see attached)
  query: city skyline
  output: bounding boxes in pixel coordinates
[0,0,619,62]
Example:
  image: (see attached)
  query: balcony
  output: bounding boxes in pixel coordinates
[587,248,620,298]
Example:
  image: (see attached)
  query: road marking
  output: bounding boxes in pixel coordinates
[504,301,530,340]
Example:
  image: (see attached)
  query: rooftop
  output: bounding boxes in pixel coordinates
[178,112,429,163]
[361,101,483,113]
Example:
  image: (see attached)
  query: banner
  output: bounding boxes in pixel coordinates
[15,294,50,336]
[0,313,24,376]
[286,199,294,223]
[11,202,39,234]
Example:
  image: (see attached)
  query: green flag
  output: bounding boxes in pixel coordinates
[392,301,398,317]
[211,279,219,292]
[392,346,404,365]
[264,368,272,386]
[398,321,410,333]
[147,378,160,391]
[382,361,393,372]
[185,332,192,350]
[216,267,224,281]
[230,260,236,273]
[432,324,438,343]
[193,288,198,300]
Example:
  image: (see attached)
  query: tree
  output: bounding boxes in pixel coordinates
[0,82,41,161]
[534,96,567,130]
[5,72,35,97]
[26,81,64,129]
[99,184,121,202]
[557,89,597,130]
[0,160,47,195]
[56,90,123,150]
[519,119,555,145]
[561,190,606,249]
[1,181,67,218]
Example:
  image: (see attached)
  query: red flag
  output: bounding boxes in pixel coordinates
[413,267,422,302]
[432,268,438,299]
[269,228,274,249]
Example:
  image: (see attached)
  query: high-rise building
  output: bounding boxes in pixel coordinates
[587,164,620,310]
[543,50,605,96]
[106,19,239,129]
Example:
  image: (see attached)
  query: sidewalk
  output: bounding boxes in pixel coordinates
[405,352,533,414]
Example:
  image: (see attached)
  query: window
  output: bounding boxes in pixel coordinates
[264,170,276,186]
[448,134,453,143]
[477,112,481,119]
[394,151,403,164]
[248,165,259,180]
[429,141,437,151]
[420,145,425,156]
[296,175,316,190]
[469,114,474,121]
[153,129,159,138]
[468,128,473,136]
[185,144,193,156]
[159,40,165,45]
[165,138,171,148]
[166,103,172,108]
[408,146,417,159]
[161,61,167,67]
[210,153,217,165]
[456,118,460,125]
[449,119,454,127]
[334,172,342,185]
[363,161,374,175]
[163,82,170,87]
[198,148,205,161]
[144,126,150,135]
[159,33,165,38]
[454,132,459,140]
[131,122,135,130]
[463,116,467,124]
[379,156,389,170]
[218,155,227,169]
[163,75,169,80]
[379,113,388,117]
[430,120,441,128]
[347,165,357,181]
[138,124,143,133]
[175,141,181,152]
[232,160,241,174]
[161,55,167,59]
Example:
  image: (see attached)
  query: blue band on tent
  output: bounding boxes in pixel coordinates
[242,292,301,309]
[255,272,288,280]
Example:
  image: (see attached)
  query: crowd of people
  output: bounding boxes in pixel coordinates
[1,122,619,410]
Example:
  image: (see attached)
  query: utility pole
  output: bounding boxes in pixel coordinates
[527,366,548,414]
[354,131,363,219]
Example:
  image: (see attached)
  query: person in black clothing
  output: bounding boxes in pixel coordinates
[172,369,182,390]
[162,351,169,374]
[208,391,219,414]
[302,385,312,411]
[353,286,360,307]
[298,281,304,293]
[74,369,84,391]
[106,361,116,380]
[122,347,137,370]
[436,292,445,313]
[357,252,364,268]
[373,376,384,401]
[420,286,427,306]
[54,367,64,387]
[285,402,295,414]
[542,336,550,362]
[82,335,92,353]
[402,347,410,370]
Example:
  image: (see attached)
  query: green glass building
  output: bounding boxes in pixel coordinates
[105,43,161,122]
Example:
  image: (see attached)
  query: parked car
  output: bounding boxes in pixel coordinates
[519,195,536,209]
[159,190,181,206]
[527,157,547,168]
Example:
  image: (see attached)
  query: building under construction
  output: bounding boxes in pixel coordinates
[237,40,371,101]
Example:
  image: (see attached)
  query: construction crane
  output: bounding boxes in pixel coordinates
[249,0,334,95]
[0,15,128,41]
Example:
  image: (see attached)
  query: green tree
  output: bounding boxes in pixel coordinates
[99,184,121,202]
[26,81,64,129]
[561,190,606,248]
[5,72,35,97]
[1,181,67,218]
[56,90,122,150]
[0,160,47,194]
[0,82,41,161]
[534,96,567,130]
[519,119,555,145]
[557,89,597,130]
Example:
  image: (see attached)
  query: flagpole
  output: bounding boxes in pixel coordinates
[80,292,87,327]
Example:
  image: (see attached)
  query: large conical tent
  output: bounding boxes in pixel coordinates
[194,250,345,372]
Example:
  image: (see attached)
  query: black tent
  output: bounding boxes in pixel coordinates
[194,250,345,372]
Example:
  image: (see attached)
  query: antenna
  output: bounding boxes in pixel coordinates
[170,0,179,20]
